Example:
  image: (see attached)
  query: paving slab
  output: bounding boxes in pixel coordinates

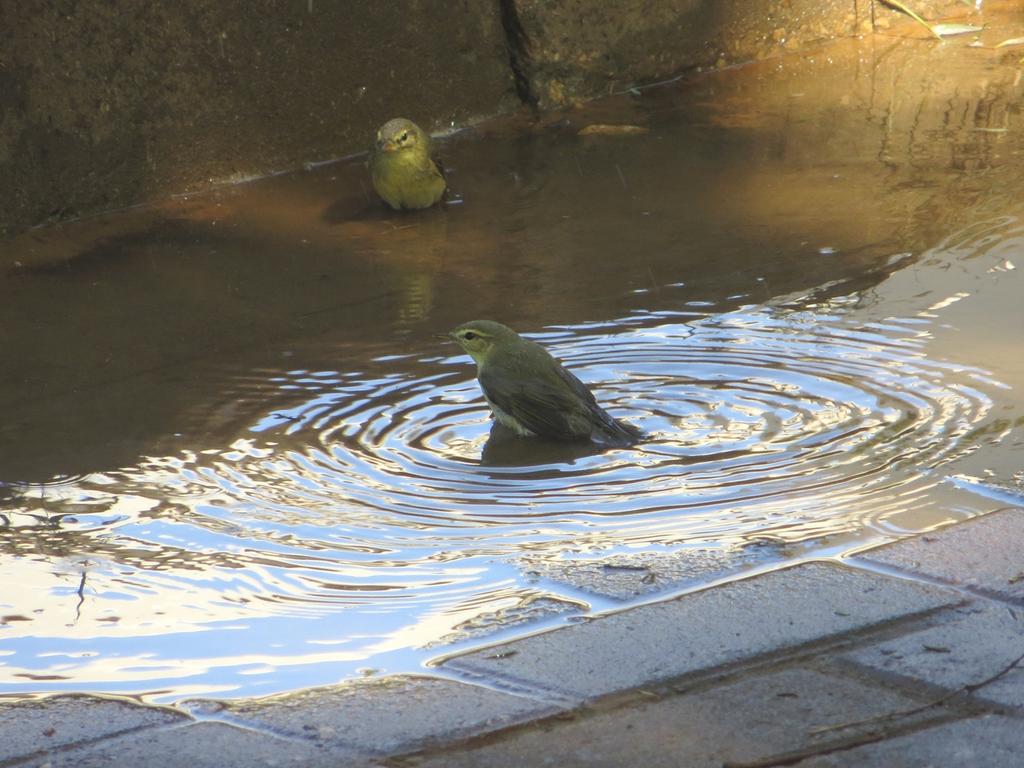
[856,508,1024,601]
[444,562,961,699]
[16,721,352,768]
[792,714,1024,767]
[193,675,559,758]
[843,600,1024,709]
[400,666,941,768]
[0,694,186,763]
[518,546,771,600]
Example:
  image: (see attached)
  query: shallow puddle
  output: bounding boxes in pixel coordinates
[2,8,1023,701]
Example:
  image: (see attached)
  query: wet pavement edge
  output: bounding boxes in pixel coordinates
[2,506,1023,767]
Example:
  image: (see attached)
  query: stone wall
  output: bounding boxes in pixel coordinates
[0,0,965,237]
[509,0,963,109]
[0,0,518,237]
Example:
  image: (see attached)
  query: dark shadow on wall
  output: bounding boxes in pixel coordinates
[0,0,972,238]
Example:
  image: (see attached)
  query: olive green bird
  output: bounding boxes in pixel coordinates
[449,320,643,447]
[368,118,446,210]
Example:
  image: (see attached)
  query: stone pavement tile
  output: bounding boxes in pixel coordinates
[857,508,1024,600]
[843,600,1024,709]
[518,546,771,600]
[200,675,559,758]
[400,667,937,768]
[792,714,1024,767]
[0,694,186,762]
[17,721,357,768]
[444,562,961,699]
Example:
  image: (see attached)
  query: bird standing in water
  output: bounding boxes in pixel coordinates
[368,118,446,210]
[448,320,643,447]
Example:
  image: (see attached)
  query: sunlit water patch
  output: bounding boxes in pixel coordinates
[0,297,1001,701]
[5,18,1024,701]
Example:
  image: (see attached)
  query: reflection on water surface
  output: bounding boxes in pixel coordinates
[2,12,1024,701]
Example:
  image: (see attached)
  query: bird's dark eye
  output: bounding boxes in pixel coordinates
[398,131,409,142]
[463,332,477,341]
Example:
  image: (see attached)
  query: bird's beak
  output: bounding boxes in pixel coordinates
[377,139,397,152]
[433,332,453,342]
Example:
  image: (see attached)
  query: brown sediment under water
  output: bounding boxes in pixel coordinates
[2,9,1024,702]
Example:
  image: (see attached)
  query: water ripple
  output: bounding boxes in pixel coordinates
[82,300,994,562]
[2,244,1012,700]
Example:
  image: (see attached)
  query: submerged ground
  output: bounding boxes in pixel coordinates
[1,11,1023,702]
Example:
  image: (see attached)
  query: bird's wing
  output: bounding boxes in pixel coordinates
[478,366,589,440]
[412,155,447,203]
[429,155,447,183]
[552,363,643,445]
[551,362,601,408]
[410,153,445,184]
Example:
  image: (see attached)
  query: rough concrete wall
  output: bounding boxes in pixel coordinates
[0,0,966,237]
[509,0,968,108]
[0,0,517,237]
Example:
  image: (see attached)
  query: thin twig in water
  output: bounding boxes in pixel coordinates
[811,648,1024,735]
[75,568,88,624]
[614,163,628,190]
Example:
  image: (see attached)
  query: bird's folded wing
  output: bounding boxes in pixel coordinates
[429,157,447,183]
[412,154,445,185]
[553,363,642,445]
[479,367,586,440]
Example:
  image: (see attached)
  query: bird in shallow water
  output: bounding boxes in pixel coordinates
[448,320,643,447]
[368,118,446,211]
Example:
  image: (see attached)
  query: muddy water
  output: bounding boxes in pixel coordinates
[2,12,1024,701]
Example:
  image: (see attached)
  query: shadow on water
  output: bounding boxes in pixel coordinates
[480,422,611,467]
[2,6,1024,701]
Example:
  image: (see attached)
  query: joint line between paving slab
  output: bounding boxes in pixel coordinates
[0,720,186,768]
[394,657,978,768]
[428,557,931,678]
[826,654,1024,724]
[174,702,404,760]
[720,710,967,768]
[426,665,584,709]
[442,600,963,710]
[660,603,965,695]
[175,708,361,748]
[846,555,1024,609]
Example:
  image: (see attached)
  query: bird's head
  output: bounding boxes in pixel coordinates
[448,320,519,366]
[375,118,427,154]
